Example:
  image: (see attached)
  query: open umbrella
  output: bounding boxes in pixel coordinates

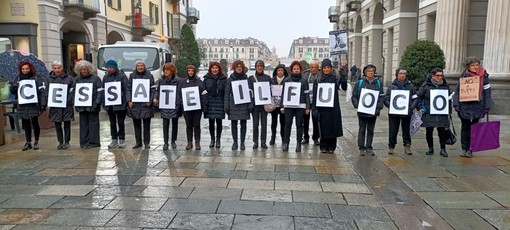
[0,50,49,81]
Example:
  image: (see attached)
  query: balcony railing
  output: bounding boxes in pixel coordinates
[187,7,200,24]
[345,0,362,11]
[127,13,154,36]
[62,0,100,19]
[328,6,340,23]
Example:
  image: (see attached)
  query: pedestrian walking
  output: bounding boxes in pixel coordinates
[10,62,46,151]
[418,68,451,157]
[74,60,102,149]
[384,68,418,155]
[203,61,227,148]
[249,60,271,149]
[351,64,384,156]
[103,60,129,149]
[155,63,181,150]
[350,64,359,81]
[453,57,492,158]
[224,60,252,150]
[269,64,288,146]
[47,61,75,149]
[302,61,321,146]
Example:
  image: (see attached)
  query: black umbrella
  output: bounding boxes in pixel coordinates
[0,50,50,81]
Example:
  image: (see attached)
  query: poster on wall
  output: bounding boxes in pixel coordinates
[329,30,348,55]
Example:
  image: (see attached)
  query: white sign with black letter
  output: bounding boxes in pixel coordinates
[17,80,38,104]
[104,81,122,106]
[159,85,177,109]
[357,88,379,115]
[131,79,150,103]
[231,80,250,104]
[74,83,93,107]
[48,83,68,108]
[253,82,271,105]
[182,86,201,111]
[430,89,449,115]
[389,90,410,115]
[316,83,335,107]
[283,82,301,107]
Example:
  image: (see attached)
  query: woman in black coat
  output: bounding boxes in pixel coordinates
[155,63,181,150]
[47,61,75,149]
[74,60,103,149]
[281,61,310,153]
[418,68,450,157]
[10,61,46,151]
[269,64,288,145]
[312,59,347,153]
[249,60,272,149]
[128,59,156,149]
[224,60,252,150]
[203,61,227,148]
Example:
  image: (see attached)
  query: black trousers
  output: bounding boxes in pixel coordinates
[107,110,126,140]
[79,111,100,147]
[22,117,40,142]
[133,118,151,145]
[460,118,479,151]
[284,108,305,144]
[183,110,202,142]
[358,116,377,150]
[271,108,285,140]
[55,121,71,144]
[303,112,320,141]
[252,108,268,144]
[388,116,411,148]
[208,119,222,139]
[163,118,179,143]
[426,127,447,149]
[320,137,337,151]
[231,120,247,144]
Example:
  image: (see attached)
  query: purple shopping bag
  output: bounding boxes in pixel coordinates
[470,115,500,152]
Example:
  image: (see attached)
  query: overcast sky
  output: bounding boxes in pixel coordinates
[193,0,337,58]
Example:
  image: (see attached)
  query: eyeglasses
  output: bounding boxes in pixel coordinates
[434,74,444,77]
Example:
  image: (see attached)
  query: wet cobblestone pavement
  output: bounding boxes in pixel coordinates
[0,93,508,229]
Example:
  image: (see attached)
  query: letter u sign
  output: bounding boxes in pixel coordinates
[316,83,335,107]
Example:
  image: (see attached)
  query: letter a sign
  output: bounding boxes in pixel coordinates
[316,83,335,107]
[389,90,410,115]
[131,79,150,102]
[48,83,68,108]
[17,80,38,104]
[283,82,301,107]
[357,88,379,115]
[231,80,251,105]
[182,86,201,111]
[253,82,271,105]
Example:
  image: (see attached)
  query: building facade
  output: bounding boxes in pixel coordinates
[288,36,331,62]
[328,0,509,114]
[0,0,199,75]
[197,37,273,69]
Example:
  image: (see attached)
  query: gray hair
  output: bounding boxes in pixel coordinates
[51,60,63,67]
[463,56,481,68]
[74,60,95,75]
[309,60,319,67]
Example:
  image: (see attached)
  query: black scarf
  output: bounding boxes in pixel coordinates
[290,73,302,82]
[233,71,245,79]
[19,73,34,80]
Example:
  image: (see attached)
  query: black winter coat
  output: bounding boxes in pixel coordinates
[75,73,103,113]
[383,79,418,117]
[103,70,129,111]
[312,73,347,138]
[351,77,384,117]
[281,74,310,109]
[418,76,451,128]
[128,70,156,119]
[10,73,47,119]
[249,73,271,111]
[177,75,208,113]
[224,73,252,120]
[47,71,75,122]
[452,69,492,120]
[203,73,227,119]
[155,75,181,119]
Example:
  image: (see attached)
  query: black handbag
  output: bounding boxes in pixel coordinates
[445,115,457,145]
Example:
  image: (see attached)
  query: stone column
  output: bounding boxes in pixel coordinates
[434,0,470,73]
[483,0,510,75]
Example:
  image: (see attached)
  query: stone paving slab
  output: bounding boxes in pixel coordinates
[189,187,242,200]
[246,171,290,181]
[289,172,334,182]
[355,220,398,230]
[42,176,95,185]
[232,215,294,230]
[89,185,146,197]
[180,178,229,188]
[0,209,57,225]
[275,165,316,173]
[332,174,364,184]
[8,225,79,230]
[169,213,234,230]
[44,209,119,226]
[474,209,510,230]
[105,211,175,228]
[201,170,247,179]
[321,182,371,194]
[160,198,220,213]
[274,181,321,192]
[436,209,496,230]
[235,163,275,172]
[132,176,185,186]
[382,204,454,230]
[273,202,331,218]
[228,179,274,190]
[0,176,52,185]
[217,200,273,215]
[400,177,445,192]
[294,217,356,229]
[292,191,346,204]
[104,197,168,211]
[50,195,116,209]
[329,205,391,221]
[0,196,63,209]
[36,185,97,196]
[88,175,142,186]
[138,186,193,198]
[159,168,205,177]
[342,193,380,207]
[241,189,292,202]
[417,192,504,209]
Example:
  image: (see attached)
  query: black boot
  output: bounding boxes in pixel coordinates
[33,141,39,150]
[209,139,215,148]
[439,149,448,157]
[296,142,301,152]
[425,148,434,155]
[269,134,276,145]
[232,142,238,150]
[240,142,245,150]
[22,142,32,151]
[163,143,169,150]
[282,143,289,152]
[215,137,221,148]
[301,138,309,144]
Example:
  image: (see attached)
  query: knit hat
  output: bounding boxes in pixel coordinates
[255,60,264,67]
[104,59,118,69]
[134,59,146,66]
[395,67,407,77]
[321,59,333,68]
[363,64,376,75]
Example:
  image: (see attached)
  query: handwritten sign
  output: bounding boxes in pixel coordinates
[315,83,335,107]
[389,90,409,115]
[104,81,122,106]
[430,89,449,115]
[459,76,480,102]
[159,85,177,109]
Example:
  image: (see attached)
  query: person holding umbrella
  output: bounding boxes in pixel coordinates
[47,61,75,149]
[9,62,47,151]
